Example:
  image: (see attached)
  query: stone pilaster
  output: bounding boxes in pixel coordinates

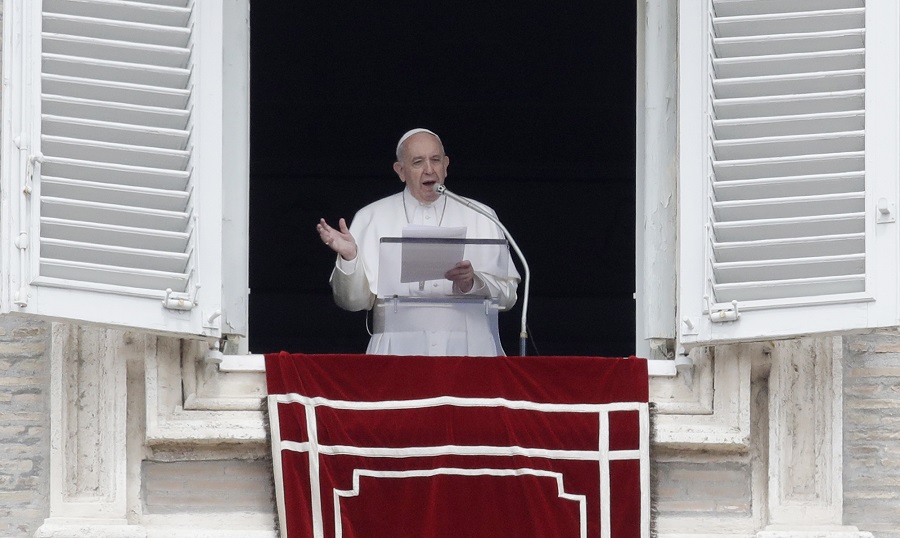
[758,337,871,538]
[35,324,145,538]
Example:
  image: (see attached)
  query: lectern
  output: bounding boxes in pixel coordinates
[372,237,511,356]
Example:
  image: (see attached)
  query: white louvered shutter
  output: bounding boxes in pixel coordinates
[1,0,248,339]
[678,0,900,347]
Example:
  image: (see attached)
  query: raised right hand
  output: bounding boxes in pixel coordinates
[316,217,358,261]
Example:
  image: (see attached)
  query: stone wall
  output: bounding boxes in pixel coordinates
[3,321,900,536]
[0,3,53,534]
[0,317,50,537]
[844,332,900,538]
[655,455,753,517]
[143,460,274,516]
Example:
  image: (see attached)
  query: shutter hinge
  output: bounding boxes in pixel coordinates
[25,152,43,195]
[163,285,199,311]
[13,232,28,307]
[706,297,740,323]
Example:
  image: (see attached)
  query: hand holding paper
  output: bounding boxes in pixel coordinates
[399,225,467,283]
[444,260,476,292]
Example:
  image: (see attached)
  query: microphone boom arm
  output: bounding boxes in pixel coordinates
[435,184,531,356]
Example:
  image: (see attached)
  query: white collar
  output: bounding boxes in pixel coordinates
[403,187,445,208]
[402,187,447,224]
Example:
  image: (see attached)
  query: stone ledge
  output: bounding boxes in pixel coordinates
[146,531,275,538]
[35,520,146,538]
[36,522,278,538]
[757,525,874,538]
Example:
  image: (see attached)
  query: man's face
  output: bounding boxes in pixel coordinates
[393,133,449,204]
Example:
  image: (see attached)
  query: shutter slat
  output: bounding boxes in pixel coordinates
[713,69,864,99]
[41,217,190,252]
[712,192,864,222]
[43,33,190,68]
[713,253,864,283]
[713,29,864,57]
[43,95,190,130]
[713,111,864,140]
[42,135,190,169]
[43,114,189,150]
[42,157,190,191]
[712,213,864,243]
[712,9,865,38]
[712,152,864,181]
[44,0,192,27]
[713,49,864,79]
[713,233,865,263]
[134,0,190,7]
[41,237,189,273]
[713,171,864,201]
[714,90,864,120]
[43,74,190,108]
[713,276,864,302]
[39,258,189,291]
[43,14,190,47]
[43,53,191,88]
[713,0,864,18]
[42,196,190,232]
[42,175,190,212]
[713,131,863,160]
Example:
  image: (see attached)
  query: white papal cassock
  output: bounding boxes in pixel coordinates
[330,188,520,356]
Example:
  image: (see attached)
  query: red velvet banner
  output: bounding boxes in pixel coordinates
[265,353,650,538]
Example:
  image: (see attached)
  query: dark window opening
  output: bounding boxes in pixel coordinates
[249,2,636,357]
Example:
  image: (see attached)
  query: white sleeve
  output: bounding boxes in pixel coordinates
[475,271,519,311]
[330,253,376,311]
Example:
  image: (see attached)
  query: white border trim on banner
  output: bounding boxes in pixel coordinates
[266,396,288,538]
[270,394,650,538]
[332,467,588,538]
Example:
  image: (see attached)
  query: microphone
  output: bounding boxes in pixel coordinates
[434,183,532,356]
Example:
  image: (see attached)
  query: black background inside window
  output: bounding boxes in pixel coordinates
[248,2,636,357]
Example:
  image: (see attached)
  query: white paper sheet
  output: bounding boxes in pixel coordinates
[399,225,467,283]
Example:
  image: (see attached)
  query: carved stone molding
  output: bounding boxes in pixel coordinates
[654,338,875,537]
[35,324,146,538]
[760,337,872,538]
[181,341,266,412]
[144,335,266,446]
[652,344,755,449]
